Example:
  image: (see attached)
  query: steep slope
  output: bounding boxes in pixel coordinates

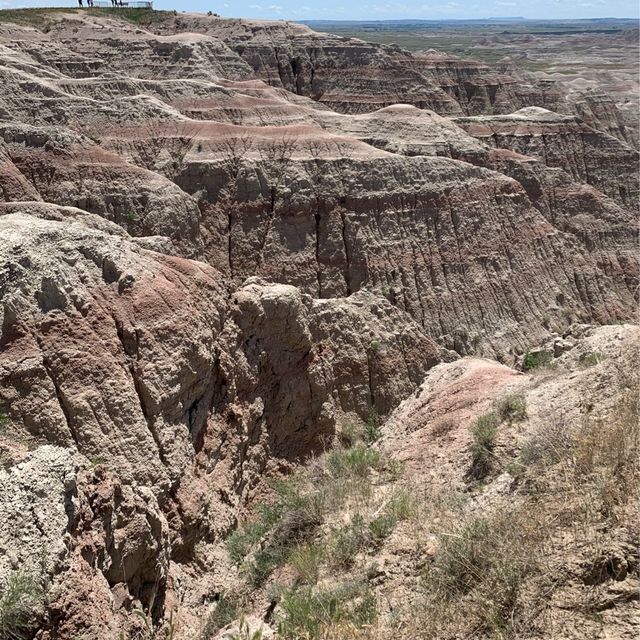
[0,202,444,637]
[454,107,640,208]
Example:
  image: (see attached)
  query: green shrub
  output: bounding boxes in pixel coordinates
[468,411,499,479]
[326,444,381,478]
[247,547,287,588]
[494,393,527,423]
[365,407,382,443]
[368,513,396,542]
[328,516,367,569]
[229,475,327,587]
[0,569,43,640]
[338,420,360,448]
[387,487,417,520]
[225,521,268,566]
[289,544,325,585]
[522,350,553,371]
[276,583,376,639]
[201,594,241,638]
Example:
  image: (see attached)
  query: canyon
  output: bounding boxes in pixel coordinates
[0,9,637,640]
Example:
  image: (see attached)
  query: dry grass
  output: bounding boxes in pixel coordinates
[219,372,639,640]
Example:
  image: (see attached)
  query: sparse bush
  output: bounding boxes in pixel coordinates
[519,417,572,467]
[468,411,499,479]
[364,407,381,444]
[227,476,325,587]
[225,521,268,566]
[422,510,538,637]
[247,547,287,588]
[276,583,376,639]
[494,393,527,423]
[289,544,325,585]
[328,516,367,569]
[386,487,416,521]
[522,349,553,371]
[202,594,241,638]
[579,351,604,367]
[326,444,381,478]
[0,569,43,640]
[574,390,639,516]
[431,417,456,437]
[368,513,396,542]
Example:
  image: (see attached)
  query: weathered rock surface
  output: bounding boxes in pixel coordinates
[0,121,203,257]
[0,10,637,638]
[454,107,639,208]
[0,203,444,635]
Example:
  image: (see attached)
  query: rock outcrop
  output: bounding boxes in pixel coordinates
[454,107,639,208]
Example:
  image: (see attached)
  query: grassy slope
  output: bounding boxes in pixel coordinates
[0,7,171,29]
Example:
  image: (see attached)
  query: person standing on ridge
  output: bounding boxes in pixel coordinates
[78,0,83,6]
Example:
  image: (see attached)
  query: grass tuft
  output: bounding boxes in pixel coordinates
[468,411,499,479]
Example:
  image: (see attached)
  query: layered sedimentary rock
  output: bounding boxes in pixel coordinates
[0,122,203,256]
[0,201,444,635]
[0,10,637,637]
[454,107,640,208]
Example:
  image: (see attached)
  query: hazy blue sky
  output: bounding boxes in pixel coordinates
[3,0,639,20]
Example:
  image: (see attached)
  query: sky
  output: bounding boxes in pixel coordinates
[3,0,639,21]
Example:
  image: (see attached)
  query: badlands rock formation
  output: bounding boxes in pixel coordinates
[0,9,637,639]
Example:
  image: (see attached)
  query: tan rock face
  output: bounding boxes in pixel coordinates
[454,107,640,208]
[0,203,443,635]
[186,149,636,356]
[0,122,203,257]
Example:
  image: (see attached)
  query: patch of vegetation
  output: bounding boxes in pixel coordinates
[431,417,456,437]
[326,443,381,479]
[201,594,242,638]
[225,521,269,567]
[0,569,44,640]
[422,510,539,638]
[364,407,382,444]
[226,438,385,587]
[494,393,527,423]
[519,417,573,467]
[0,7,170,30]
[522,349,554,371]
[327,516,368,569]
[573,390,639,517]
[468,411,499,479]
[368,513,396,542]
[276,583,376,640]
[289,544,325,585]
[578,351,604,367]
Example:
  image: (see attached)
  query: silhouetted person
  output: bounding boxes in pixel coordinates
[78,0,83,6]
